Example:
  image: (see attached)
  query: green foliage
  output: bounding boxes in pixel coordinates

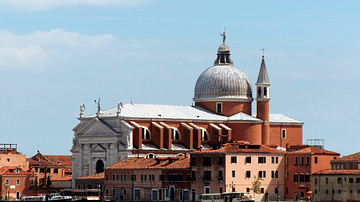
[250,176,263,194]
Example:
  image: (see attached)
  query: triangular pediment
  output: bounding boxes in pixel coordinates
[76,118,118,136]
[90,144,107,152]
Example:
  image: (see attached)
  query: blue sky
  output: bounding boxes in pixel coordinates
[1,0,359,157]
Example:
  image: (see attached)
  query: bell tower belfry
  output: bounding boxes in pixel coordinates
[256,51,271,145]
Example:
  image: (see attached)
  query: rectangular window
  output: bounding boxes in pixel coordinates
[281,129,286,139]
[216,103,222,113]
[261,188,264,194]
[190,156,196,166]
[246,188,250,193]
[232,170,235,178]
[315,178,318,184]
[272,157,275,164]
[276,157,279,164]
[40,168,45,173]
[326,178,329,184]
[286,157,289,165]
[275,187,278,194]
[259,171,266,178]
[301,157,304,164]
[295,157,298,165]
[203,156,211,166]
[30,179,34,185]
[275,171,278,178]
[271,171,275,178]
[305,174,310,183]
[245,156,251,164]
[218,170,223,181]
[294,173,298,183]
[204,186,210,194]
[5,179,9,185]
[350,178,354,183]
[218,156,224,165]
[16,179,20,185]
[315,157,318,164]
[246,171,251,178]
[338,177,342,184]
[306,156,310,164]
[286,171,289,179]
[258,157,266,164]
[300,173,304,183]
[191,171,196,181]
[131,174,136,181]
[231,156,237,164]
[105,175,108,181]
[203,171,211,181]
[356,178,360,183]
[54,168,58,173]
[159,174,165,181]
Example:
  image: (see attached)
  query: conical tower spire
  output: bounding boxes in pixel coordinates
[256,55,270,85]
[256,50,271,145]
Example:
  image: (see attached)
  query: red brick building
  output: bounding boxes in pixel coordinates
[104,156,190,201]
[0,166,37,200]
[285,146,339,200]
[27,151,72,189]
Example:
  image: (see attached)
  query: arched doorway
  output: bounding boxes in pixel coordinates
[96,160,104,173]
[170,187,175,201]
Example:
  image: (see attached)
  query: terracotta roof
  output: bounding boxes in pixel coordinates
[52,175,72,181]
[27,152,72,167]
[77,172,105,180]
[313,169,360,175]
[191,144,286,154]
[106,156,189,170]
[288,146,339,155]
[0,166,35,176]
[332,152,360,162]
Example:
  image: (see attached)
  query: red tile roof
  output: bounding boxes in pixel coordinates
[77,172,105,180]
[27,152,72,167]
[288,146,339,155]
[106,156,190,170]
[332,152,360,162]
[0,166,35,176]
[313,169,360,175]
[52,175,72,181]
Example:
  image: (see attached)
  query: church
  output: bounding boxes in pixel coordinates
[70,33,303,187]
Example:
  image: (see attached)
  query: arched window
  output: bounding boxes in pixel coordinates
[264,87,267,96]
[141,127,151,140]
[171,128,181,140]
[145,153,156,158]
[201,128,209,141]
[96,160,104,174]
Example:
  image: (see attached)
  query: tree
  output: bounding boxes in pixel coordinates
[250,176,263,198]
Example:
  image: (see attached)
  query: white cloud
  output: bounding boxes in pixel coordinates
[0,29,115,70]
[0,0,155,12]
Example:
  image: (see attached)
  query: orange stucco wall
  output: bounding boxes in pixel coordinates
[269,125,303,148]
[195,101,252,116]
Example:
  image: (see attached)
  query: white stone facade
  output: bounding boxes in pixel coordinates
[70,117,134,188]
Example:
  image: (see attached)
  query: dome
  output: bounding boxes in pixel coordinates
[193,65,253,101]
[193,43,253,102]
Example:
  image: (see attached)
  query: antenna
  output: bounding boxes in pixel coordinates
[262,47,265,57]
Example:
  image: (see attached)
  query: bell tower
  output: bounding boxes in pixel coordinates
[256,52,271,145]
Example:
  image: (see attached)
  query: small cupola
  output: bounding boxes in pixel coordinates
[213,31,233,65]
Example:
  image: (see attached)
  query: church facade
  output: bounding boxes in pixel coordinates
[70,35,303,187]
